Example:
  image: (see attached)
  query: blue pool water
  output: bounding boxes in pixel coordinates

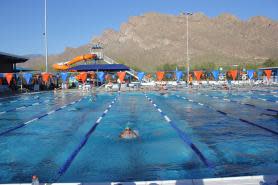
[0,89,277,183]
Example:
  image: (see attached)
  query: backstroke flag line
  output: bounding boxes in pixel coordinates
[175,71,183,82]
[247,70,254,79]
[156,71,165,81]
[23,73,32,84]
[117,72,126,82]
[212,70,219,80]
[97,72,105,82]
[194,71,203,81]
[230,70,238,81]
[60,72,68,82]
[137,72,145,81]
[264,70,272,80]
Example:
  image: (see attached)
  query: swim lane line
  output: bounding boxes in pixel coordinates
[0,96,85,136]
[144,94,212,168]
[175,94,278,136]
[53,95,119,182]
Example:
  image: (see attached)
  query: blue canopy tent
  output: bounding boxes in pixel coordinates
[68,64,130,72]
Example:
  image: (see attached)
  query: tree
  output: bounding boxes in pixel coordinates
[263,59,278,67]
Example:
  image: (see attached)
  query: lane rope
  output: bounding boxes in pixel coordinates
[175,94,278,136]
[0,93,75,115]
[144,94,212,168]
[0,91,50,101]
[53,95,119,182]
[198,92,278,114]
[0,97,85,136]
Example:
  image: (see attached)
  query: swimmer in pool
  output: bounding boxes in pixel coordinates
[120,127,138,139]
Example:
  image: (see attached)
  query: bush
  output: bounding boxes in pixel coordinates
[263,59,278,67]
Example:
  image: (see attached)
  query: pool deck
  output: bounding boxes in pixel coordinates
[3,175,277,185]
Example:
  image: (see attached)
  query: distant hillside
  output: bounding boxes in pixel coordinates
[23,54,43,59]
[22,12,278,72]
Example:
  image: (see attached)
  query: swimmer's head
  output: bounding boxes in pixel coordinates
[125,127,131,131]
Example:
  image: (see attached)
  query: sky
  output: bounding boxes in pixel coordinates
[0,0,277,56]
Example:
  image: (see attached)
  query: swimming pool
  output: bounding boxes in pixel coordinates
[0,89,277,183]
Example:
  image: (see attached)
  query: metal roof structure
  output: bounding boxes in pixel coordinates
[258,67,278,70]
[68,64,130,72]
[0,52,28,64]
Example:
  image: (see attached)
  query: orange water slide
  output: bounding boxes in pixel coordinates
[52,53,97,70]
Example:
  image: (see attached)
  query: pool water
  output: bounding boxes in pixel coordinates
[0,89,277,183]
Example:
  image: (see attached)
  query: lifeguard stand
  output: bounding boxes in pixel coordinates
[90,43,103,60]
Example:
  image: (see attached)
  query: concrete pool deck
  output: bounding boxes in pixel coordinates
[3,175,278,185]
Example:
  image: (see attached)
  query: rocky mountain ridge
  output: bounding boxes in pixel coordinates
[23,12,278,71]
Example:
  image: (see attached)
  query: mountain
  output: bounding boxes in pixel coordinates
[23,54,43,59]
[22,12,278,72]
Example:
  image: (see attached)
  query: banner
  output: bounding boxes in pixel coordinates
[247,70,254,79]
[230,70,238,80]
[15,73,20,79]
[89,72,96,79]
[258,70,263,77]
[5,73,13,85]
[23,73,32,84]
[42,73,50,84]
[105,74,111,81]
[166,73,172,79]
[137,72,145,81]
[60,72,68,82]
[156,71,165,81]
[117,72,126,82]
[97,72,105,82]
[194,71,203,81]
[79,72,87,83]
[264,70,272,80]
[212,70,219,80]
[146,74,152,79]
[175,71,183,81]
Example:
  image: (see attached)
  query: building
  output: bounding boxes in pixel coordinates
[0,52,28,73]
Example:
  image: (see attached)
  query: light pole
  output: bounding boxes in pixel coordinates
[182,12,193,83]
[44,0,48,72]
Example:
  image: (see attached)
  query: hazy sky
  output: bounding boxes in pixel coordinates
[0,0,277,55]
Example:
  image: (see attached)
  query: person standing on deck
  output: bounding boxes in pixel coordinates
[117,78,121,92]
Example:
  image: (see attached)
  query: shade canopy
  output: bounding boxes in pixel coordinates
[0,52,28,64]
[68,64,130,72]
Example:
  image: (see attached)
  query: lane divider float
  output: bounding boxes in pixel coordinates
[0,93,75,115]
[0,91,51,102]
[199,92,278,114]
[175,94,278,136]
[54,95,119,182]
[0,96,85,136]
[145,94,212,168]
